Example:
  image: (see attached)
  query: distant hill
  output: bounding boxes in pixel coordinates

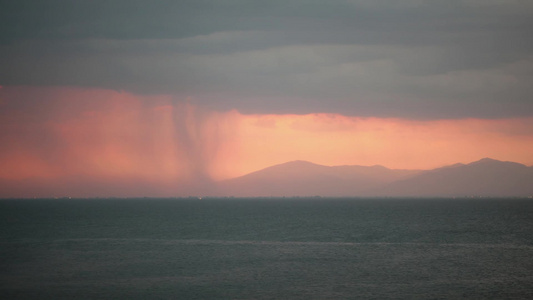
[217,158,533,197]
[376,158,533,197]
[217,160,420,197]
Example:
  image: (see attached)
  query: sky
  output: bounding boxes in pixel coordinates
[1,0,533,197]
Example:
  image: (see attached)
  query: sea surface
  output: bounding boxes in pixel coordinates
[1,198,533,299]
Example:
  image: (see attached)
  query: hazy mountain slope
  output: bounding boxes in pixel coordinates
[217,160,421,197]
[216,158,533,197]
[376,158,533,197]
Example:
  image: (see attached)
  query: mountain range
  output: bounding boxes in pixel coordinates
[216,158,533,197]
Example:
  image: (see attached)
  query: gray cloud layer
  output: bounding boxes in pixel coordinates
[1,0,533,118]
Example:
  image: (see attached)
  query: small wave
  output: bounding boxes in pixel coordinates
[4,238,533,250]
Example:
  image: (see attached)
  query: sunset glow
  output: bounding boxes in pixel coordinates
[229,114,533,178]
[1,86,532,197]
[2,0,533,197]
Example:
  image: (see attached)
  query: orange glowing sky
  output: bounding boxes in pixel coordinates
[228,114,533,179]
[1,1,533,197]
[1,87,532,197]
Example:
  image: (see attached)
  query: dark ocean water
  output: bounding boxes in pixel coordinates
[1,198,533,299]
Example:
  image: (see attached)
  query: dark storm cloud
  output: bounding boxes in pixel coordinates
[1,0,533,118]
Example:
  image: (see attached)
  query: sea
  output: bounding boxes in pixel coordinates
[1,197,532,299]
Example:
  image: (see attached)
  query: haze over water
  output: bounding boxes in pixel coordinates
[2,198,532,299]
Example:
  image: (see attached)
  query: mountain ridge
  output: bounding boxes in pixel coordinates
[216,158,533,197]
